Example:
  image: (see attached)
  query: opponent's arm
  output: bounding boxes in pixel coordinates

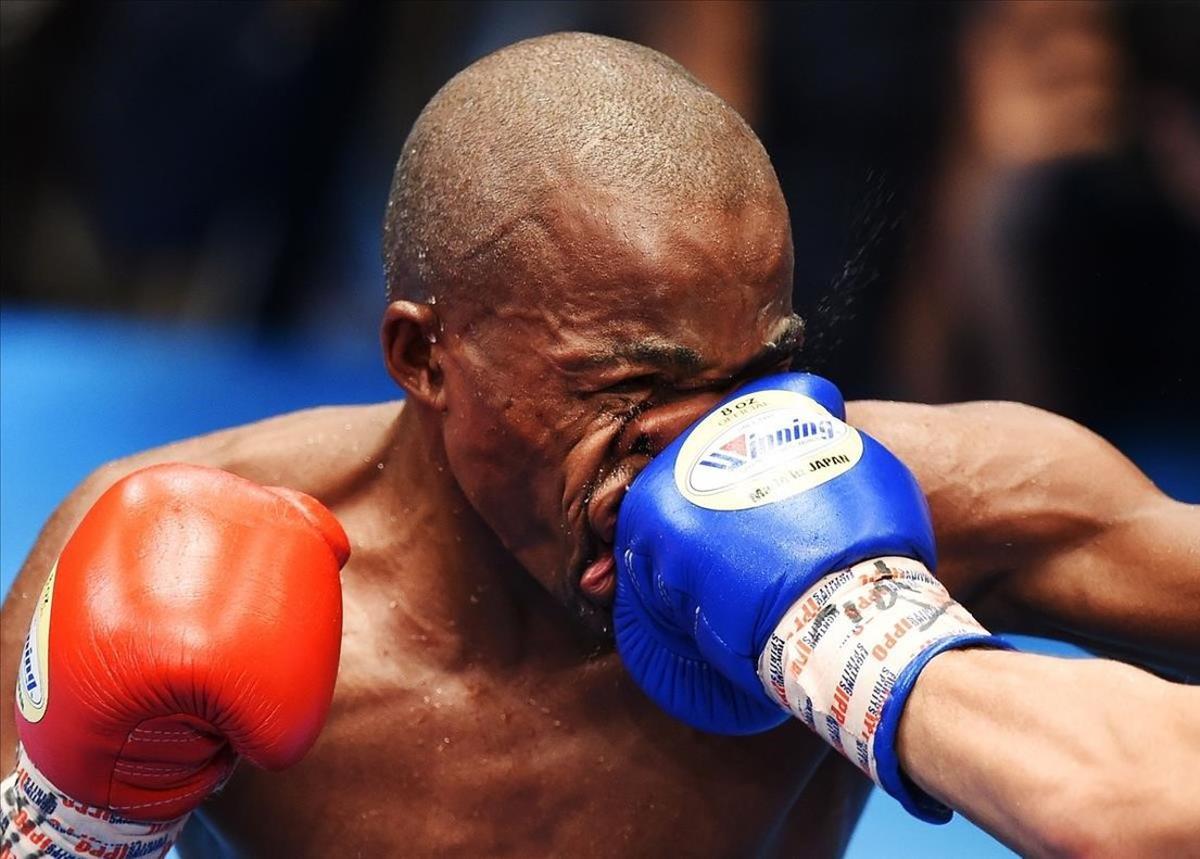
[615,372,1012,820]
[614,373,1197,848]
[848,400,1200,674]
[899,649,1200,857]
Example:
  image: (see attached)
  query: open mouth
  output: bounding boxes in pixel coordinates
[579,550,617,603]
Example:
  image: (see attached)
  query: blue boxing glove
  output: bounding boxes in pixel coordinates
[614,372,1011,822]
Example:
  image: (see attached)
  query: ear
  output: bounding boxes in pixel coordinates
[381,301,446,409]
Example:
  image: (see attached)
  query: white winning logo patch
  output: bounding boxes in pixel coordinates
[675,390,864,510]
[16,562,55,723]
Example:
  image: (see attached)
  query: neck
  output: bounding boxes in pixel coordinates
[364,403,595,669]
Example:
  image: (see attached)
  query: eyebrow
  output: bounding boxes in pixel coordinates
[575,314,806,376]
[577,339,705,372]
[760,315,806,361]
[725,315,806,381]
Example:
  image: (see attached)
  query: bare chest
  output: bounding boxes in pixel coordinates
[188,645,854,857]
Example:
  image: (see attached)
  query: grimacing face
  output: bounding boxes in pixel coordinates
[432,190,799,634]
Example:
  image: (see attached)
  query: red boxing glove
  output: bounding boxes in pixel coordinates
[13,463,348,824]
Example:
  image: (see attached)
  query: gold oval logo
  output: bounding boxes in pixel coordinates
[16,562,56,723]
[674,390,864,511]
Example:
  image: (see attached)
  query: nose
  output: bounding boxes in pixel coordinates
[619,389,729,457]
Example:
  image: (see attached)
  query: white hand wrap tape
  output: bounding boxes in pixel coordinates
[1,746,186,859]
[758,556,992,784]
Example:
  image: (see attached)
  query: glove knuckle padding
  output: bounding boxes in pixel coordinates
[19,463,345,815]
[614,373,936,735]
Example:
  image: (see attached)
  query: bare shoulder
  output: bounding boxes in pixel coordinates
[845,399,1161,594]
[847,398,1096,456]
[91,401,403,498]
[2,398,402,603]
[846,399,1153,502]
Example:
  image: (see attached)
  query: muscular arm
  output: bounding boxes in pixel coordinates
[899,649,1200,857]
[848,400,1200,674]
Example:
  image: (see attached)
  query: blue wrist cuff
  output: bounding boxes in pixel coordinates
[873,633,1017,824]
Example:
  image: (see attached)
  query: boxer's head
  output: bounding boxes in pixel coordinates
[381,33,799,635]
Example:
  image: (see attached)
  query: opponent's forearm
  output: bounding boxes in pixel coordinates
[898,649,1200,858]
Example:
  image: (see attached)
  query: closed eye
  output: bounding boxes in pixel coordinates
[601,374,659,395]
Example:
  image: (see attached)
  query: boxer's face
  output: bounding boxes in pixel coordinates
[433,189,798,635]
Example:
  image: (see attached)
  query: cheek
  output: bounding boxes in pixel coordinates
[440,380,579,567]
[561,411,628,517]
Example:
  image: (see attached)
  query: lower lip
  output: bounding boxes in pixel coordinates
[579,552,616,603]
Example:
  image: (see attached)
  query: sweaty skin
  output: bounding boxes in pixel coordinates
[1,192,1197,856]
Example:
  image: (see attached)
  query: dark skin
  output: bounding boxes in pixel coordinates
[1,185,1196,856]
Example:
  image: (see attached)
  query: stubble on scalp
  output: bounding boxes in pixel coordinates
[382,31,785,313]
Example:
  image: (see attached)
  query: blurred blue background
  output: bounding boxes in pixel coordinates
[2,1,1197,856]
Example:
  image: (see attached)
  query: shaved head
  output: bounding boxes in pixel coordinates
[379,33,799,634]
[382,31,785,306]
